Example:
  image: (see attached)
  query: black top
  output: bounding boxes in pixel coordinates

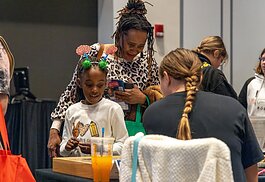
[143,91,263,182]
[195,52,238,100]
[238,77,255,109]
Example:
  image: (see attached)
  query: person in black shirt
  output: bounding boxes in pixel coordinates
[143,48,263,182]
[194,36,237,99]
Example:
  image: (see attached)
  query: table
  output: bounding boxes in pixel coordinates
[5,99,56,176]
[35,169,89,182]
[35,169,119,182]
[35,168,265,182]
[260,176,265,182]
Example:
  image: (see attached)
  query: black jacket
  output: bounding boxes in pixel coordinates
[195,52,238,100]
[238,77,255,109]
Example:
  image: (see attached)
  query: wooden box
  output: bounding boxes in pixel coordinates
[52,156,119,179]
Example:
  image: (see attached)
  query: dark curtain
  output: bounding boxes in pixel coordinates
[5,100,56,175]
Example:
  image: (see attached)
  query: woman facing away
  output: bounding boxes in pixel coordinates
[48,0,160,157]
[143,48,263,182]
[194,36,238,99]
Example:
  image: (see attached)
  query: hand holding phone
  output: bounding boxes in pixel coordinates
[124,82,134,89]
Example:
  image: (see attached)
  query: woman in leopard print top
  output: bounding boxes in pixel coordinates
[48,0,160,157]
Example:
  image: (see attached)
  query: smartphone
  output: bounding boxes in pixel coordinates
[124,83,134,89]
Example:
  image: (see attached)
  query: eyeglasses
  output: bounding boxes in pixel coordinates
[259,57,265,62]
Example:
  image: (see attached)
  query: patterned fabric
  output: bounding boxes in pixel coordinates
[120,135,234,182]
[51,43,160,122]
[0,41,11,95]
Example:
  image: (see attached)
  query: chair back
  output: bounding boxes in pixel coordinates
[120,135,234,182]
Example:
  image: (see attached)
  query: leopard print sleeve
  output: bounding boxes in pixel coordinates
[0,40,11,95]
[149,57,160,86]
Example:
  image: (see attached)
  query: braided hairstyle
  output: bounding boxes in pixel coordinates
[112,0,154,84]
[195,36,228,64]
[76,56,108,101]
[159,48,202,140]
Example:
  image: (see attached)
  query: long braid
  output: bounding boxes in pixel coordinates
[160,48,202,140]
[177,75,199,140]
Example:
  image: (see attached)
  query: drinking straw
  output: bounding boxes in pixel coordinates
[100,128,104,156]
[102,128,105,137]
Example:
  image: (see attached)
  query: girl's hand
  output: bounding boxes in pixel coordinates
[114,84,146,105]
[65,137,79,151]
[79,142,91,154]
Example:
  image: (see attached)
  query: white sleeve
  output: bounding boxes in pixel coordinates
[59,109,78,156]
[111,105,129,155]
[50,119,62,131]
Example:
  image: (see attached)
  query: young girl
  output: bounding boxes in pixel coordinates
[60,53,128,157]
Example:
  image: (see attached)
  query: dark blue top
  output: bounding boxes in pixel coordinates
[143,91,263,182]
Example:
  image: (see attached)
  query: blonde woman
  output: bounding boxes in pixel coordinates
[194,36,237,99]
[143,48,263,182]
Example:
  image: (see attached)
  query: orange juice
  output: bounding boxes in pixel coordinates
[92,155,112,182]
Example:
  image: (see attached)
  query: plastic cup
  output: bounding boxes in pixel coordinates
[91,137,114,182]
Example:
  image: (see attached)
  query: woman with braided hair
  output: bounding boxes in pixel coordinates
[143,48,263,182]
[48,0,160,157]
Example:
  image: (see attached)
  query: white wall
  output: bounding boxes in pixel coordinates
[165,0,265,94]
[99,0,265,95]
[181,0,232,85]
[233,0,265,93]
[146,0,180,64]
[182,0,221,48]
[98,0,114,44]
[98,0,180,65]
[98,0,126,43]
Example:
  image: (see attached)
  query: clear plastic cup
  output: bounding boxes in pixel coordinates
[91,137,114,182]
